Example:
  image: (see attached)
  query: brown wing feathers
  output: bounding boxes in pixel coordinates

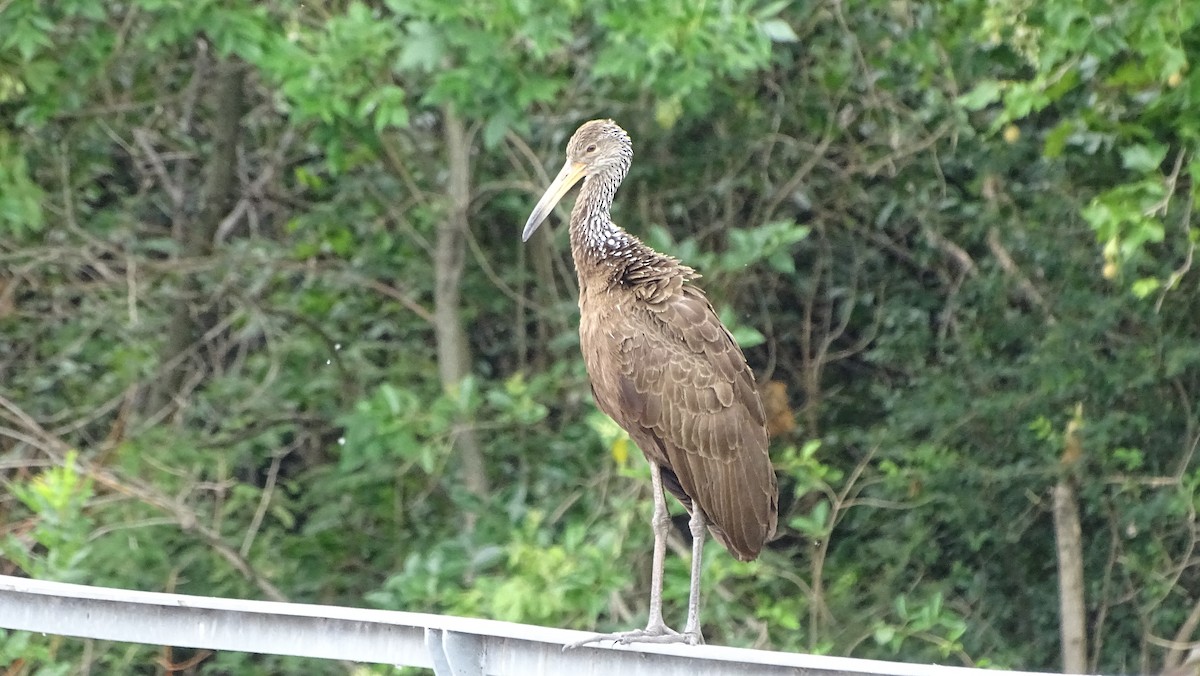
[615,284,778,561]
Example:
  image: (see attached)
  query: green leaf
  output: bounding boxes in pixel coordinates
[958,80,1003,111]
[397,21,444,72]
[0,134,46,236]
[1042,119,1074,159]
[1119,143,1168,173]
[483,113,513,149]
[654,96,684,129]
[1131,277,1160,298]
[760,19,799,43]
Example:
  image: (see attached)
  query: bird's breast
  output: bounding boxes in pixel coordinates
[577,289,631,399]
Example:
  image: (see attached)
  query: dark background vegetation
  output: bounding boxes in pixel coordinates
[2,0,1198,673]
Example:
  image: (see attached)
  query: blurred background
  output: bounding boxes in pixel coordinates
[1,0,1198,673]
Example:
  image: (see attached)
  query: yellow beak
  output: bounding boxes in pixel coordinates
[522,160,587,242]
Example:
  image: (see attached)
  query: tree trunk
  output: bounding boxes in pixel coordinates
[1055,408,1087,674]
[436,106,489,514]
[1053,480,1086,673]
[149,57,244,416]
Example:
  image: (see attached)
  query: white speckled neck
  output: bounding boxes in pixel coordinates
[578,179,632,250]
[570,169,637,260]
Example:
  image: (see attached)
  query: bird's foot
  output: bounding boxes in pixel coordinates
[616,629,703,646]
[566,623,703,649]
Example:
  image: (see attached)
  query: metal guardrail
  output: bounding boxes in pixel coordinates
[0,575,1065,675]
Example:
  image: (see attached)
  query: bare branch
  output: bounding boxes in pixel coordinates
[987,227,1058,325]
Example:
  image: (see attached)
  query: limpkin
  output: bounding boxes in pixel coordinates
[523,119,778,646]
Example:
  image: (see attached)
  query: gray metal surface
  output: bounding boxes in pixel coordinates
[0,575,1064,675]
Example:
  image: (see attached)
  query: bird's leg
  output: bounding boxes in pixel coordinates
[565,463,684,649]
[642,461,674,636]
[681,508,706,644]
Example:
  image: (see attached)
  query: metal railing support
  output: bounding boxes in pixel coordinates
[0,575,1077,676]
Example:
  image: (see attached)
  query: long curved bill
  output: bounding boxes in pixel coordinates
[522,161,587,242]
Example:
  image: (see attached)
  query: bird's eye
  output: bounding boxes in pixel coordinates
[585,144,598,153]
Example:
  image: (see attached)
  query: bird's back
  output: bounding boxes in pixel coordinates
[578,257,778,561]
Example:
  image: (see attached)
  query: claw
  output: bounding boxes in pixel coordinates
[565,623,703,650]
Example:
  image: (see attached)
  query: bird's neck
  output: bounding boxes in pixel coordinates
[570,171,640,264]
[568,174,695,292]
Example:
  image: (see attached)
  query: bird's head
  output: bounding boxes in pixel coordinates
[522,119,633,242]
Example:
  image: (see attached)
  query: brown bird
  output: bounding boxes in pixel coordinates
[523,119,778,646]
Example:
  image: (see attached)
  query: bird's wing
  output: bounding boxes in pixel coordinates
[613,282,778,561]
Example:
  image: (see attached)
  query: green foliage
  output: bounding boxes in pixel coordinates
[0,455,96,674]
[646,219,809,275]
[258,2,409,133]
[2,0,1200,673]
[959,0,1200,294]
[872,593,969,661]
[2,452,93,583]
[369,506,634,626]
[0,630,72,676]
[0,1,55,61]
[590,0,782,126]
[0,133,44,235]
